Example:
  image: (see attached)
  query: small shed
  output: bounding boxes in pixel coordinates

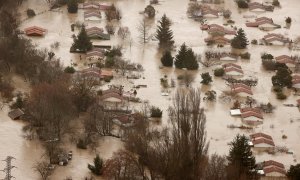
[8,108,24,120]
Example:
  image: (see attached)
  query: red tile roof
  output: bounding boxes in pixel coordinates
[263,160,285,169]
[223,63,242,69]
[250,133,272,141]
[224,67,244,74]
[24,26,46,36]
[252,138,275,146]
[241,111,263,119]
[263,166,286,175]
[232,87,253,95]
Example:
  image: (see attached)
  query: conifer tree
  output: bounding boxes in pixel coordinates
[155,14,174,49]
[88,154,103,175]
[175,43,199,70]
[227,134,257,180]
[185,48,198,70]
[67,0,78,13]
[175,43,187,69]
[271,67,292,88]
[231,28,249,49]
[71,25,92,52]
[161,50,173,67]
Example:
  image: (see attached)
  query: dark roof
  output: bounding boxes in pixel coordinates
[8,108,24,120]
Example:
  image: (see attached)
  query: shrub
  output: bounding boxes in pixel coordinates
[272,0,280,6]
[105,57,115,68]
[150,106,163,118]
[227,19,235,24]
[251,39,258,45]
[67,0,78,13]
[240,52,250,59]
[104,76,112,82]
[77,138,87,149]
[273,86,282,93]
[261,53,273,60]
[64,66,76,74]
[262,59,276,70]
[27,9,36,17]
[214,68,225,77]
[282,135,287,139]
[11,94,24,109]
[285,17,292,24]
[236,0,249,8]
[276,92,287,100]
[201,72,212,85]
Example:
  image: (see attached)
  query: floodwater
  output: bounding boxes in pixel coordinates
[0,0,300,179]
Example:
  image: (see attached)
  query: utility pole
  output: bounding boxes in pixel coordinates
[1,156,16,180]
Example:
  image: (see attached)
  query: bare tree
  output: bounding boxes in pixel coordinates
[117,26,130,40]
[137,20,151,44]
[33,160,53,180]
[203,154,227,180]
[181,72,194,87]
[200,51,219,67]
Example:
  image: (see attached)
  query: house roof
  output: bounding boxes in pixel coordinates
[246,17,274,27]
[292,74,300,80]
[231,83,251,90]
[241,111,263,119]
[113,113,143,126]
[8,108,24,120]
[224,67,244,74]
[24,26,46,32]
[206,24,236,35]
[232,87,253,95]
[263,34,289,43]
[252,138,275,146]
[250,133,272,141]
[84,11,102,19]
[293,79,300,85]
[100,92,124,101]
[241,107,261,114]
[263,166,286,175]
[204,36,230,44]
[263,160,285,169]
[297,99,300,105]
[24,26,46,36]
[223,63,242,69]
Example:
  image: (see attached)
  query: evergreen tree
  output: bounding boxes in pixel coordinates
[185,48,198,70]
[201,72,212,85]
[227,134,257,180]
[67,0,78,13]
[175,43,199,70]
[287,164,300,180]
[71,25,92,52]
[161,51,173,67]
[175,43,187,69]
[271,67,292,88]
[155,14,174,49]
[231,28,249,49]
[88,154,103,175]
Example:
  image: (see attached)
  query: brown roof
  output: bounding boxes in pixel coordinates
[293,79,300,84]
[241,111,263,119]
[231,83,251,90]
[263,160,285,169]
[8,108,24,120]
[297,99,300,105]
[252,138,275,146]
[250,133,272,141]
[84,11,101,19]
[241,107,261,114]
[223,63,242,69]
[224,67,244,74]
[292,74,300,80]
[100,92,124,101]
[232,87,253,95]
[24,26,46,32]
[263,34,289,43]
[263,166,286,175]
[246,17,273,27]
[113,113,143,125]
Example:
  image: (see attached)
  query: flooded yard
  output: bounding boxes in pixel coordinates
[1,0,300,179]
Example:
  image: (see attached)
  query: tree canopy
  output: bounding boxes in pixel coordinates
[71,25,93,52]
[231,28,249,49]
[155,14,174,49]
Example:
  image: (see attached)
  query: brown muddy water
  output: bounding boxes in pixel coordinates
[1,0,300,179]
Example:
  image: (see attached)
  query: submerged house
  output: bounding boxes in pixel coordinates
[249,133,275,150]
[76,67,113,82]
[86,48,105,63]
[201,24,236,36]
[248,2,274,12]
[241,108,263,125]
[24,26,46,36]
[262,34,290,45]
[86,27,110,40]
[84,11,102,21]
[257,160,286,179]
[223,63,244,76]
[246,17,280,31]
[275,55,296,68]
[230,83,253,97]
[205,36,231,45]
